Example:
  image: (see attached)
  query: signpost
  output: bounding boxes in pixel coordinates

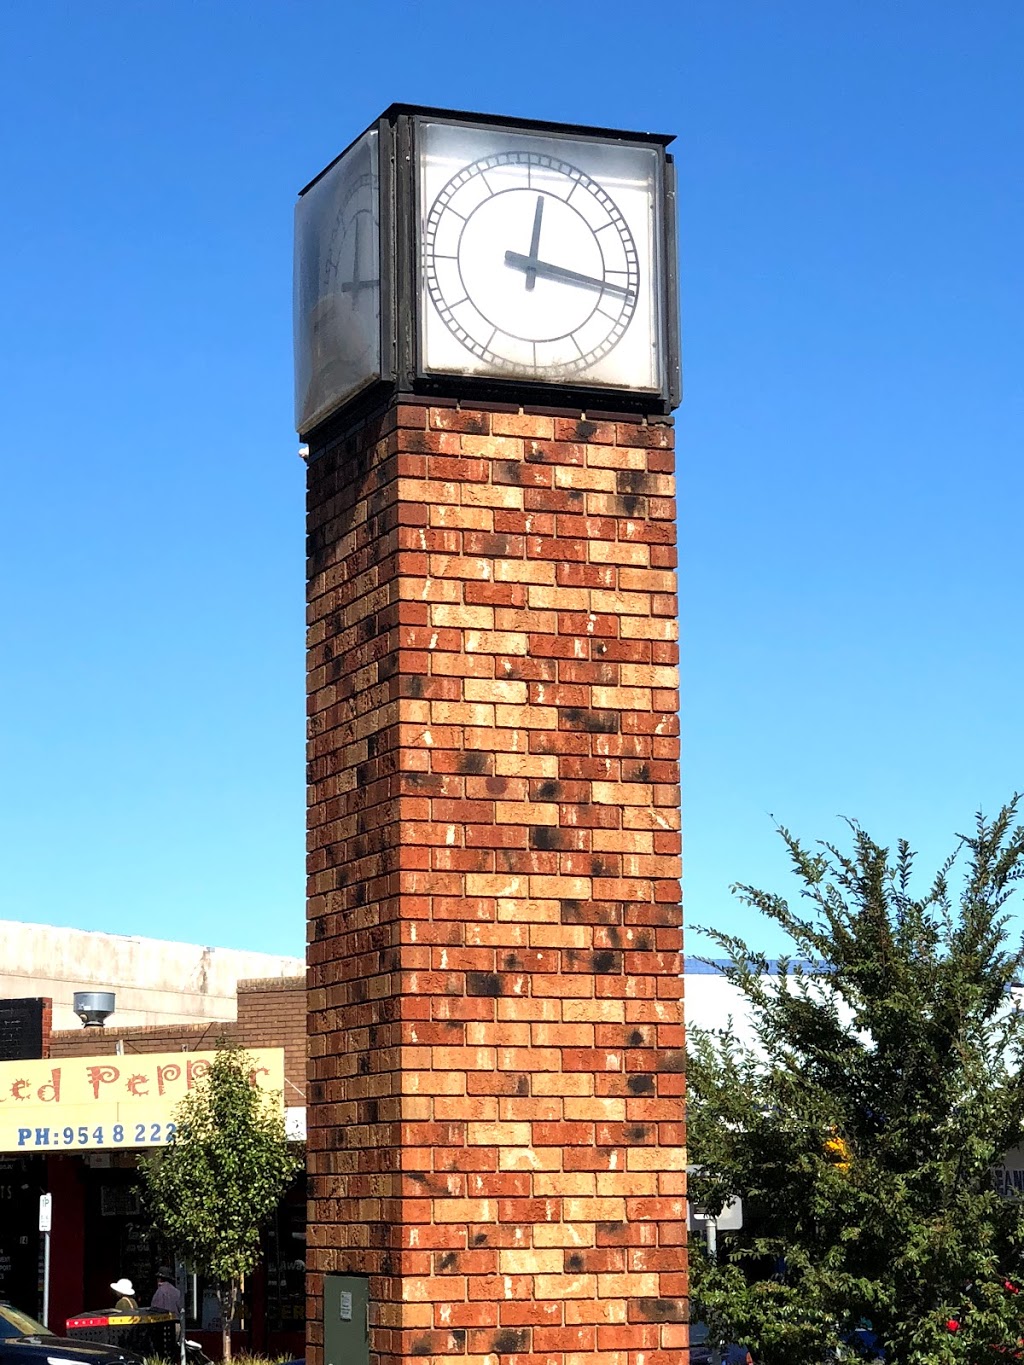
[687,1166,743,1259]
[688,1194,743,1259]
[39,1192,52,1327]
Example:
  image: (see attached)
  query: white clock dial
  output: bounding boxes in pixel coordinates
[294,129,382,434]
[419,122,662,393]
[425,150,639,376]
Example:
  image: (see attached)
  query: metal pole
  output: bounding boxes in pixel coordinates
[42,1230,50,1329]
[704,1220,720,1363]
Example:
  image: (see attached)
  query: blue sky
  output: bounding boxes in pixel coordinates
[0,3,1021,960]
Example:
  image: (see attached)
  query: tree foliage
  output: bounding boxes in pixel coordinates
[688,801,1024,1365]
[139,1046,301,1361]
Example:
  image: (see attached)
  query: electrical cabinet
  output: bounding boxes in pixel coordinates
[323,1274,369,1365]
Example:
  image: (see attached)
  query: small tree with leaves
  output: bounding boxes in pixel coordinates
[140,1046,301,1362]
[688,801,1024,1365]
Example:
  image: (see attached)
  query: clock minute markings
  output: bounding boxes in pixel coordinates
[425,147,645,378]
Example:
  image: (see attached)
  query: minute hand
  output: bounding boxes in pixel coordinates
[504,250,634,299]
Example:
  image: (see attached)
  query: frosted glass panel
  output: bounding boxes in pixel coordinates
[294,130,381,434]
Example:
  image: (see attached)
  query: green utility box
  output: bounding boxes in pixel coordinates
[323,1274,369,1365]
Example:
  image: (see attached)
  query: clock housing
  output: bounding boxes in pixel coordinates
[418,121,663,395]
[294,105,680,441]
[294,129,384,436]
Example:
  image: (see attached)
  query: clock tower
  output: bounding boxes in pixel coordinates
[299,106,686,1365]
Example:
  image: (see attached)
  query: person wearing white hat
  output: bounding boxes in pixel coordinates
[110,1279,138,1313]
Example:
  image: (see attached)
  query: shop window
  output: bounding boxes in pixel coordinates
[99,1185,142,1218]
[84,1168,165,1312]
[0,1157,43,1315]
[264,1175,305,1332]
[186,1274,250,1333]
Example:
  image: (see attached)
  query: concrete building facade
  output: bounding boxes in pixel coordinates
[0,920,303,1031]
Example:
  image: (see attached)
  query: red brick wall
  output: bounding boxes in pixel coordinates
[50,976,306,1099]
[306,398,686,1365]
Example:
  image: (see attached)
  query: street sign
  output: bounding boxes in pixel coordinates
[687,1195,743,1231]
[686,1165,744,1232]
[40,1191,52,1327]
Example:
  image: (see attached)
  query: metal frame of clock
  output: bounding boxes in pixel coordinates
[294,104,681,442]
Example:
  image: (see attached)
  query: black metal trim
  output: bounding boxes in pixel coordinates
[383,101,675,149]
[407,371,672,416]
[394,113,418,391]
[663,155,683,410]
[376,114,398,388]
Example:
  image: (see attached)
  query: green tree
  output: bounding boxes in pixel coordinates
[139,1046,301,1362]
[688,801,1024,1365]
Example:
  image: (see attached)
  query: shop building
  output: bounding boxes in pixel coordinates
[0,969,306,1361]
[1,919,743,1361]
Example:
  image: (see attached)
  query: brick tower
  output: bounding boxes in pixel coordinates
[299,108,685,1365]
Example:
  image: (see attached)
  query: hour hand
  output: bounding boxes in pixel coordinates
[504,250,633,299]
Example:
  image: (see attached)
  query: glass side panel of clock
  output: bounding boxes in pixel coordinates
[419,120,663,393]
[294,128,381,433]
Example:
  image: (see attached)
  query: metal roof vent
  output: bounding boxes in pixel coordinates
[73,991,116,1028]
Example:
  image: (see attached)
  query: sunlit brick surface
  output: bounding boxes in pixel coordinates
[306,400,686,1365]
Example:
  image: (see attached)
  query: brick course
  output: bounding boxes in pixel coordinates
[306,399,685,1365]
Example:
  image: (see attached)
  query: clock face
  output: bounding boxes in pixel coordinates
[418,122,663,393]
[294,129,382,434]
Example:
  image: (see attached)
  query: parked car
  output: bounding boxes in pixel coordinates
[0,1305,144,1365]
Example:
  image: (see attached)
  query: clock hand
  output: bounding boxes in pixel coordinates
[504,250,634,299]
[340,214,363,296]
[340,213,378,295]
[524,195,544,292]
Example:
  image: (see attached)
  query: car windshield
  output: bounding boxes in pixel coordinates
[0,1304,52,1338]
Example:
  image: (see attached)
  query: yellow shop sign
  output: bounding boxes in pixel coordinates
[0,1048,284,1153]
